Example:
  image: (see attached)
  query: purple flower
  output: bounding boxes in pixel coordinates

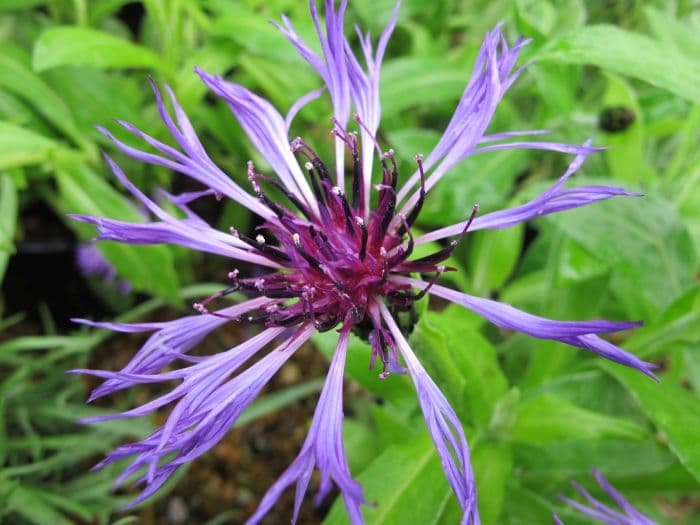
[552,469,658,524]
[72,2,656,523]
[76,242,131,294]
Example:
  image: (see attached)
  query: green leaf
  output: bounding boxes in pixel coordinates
[625,284,700,359]
[323,434,455,525]
[472,440,513,524]
[53,157,180,303]
[0,46,88,149]
[542,25,700,105]
[0,121,56,169]
[2,481,74,525]
[32,27,167,72]
[0,173,17,282]
[511,393,647,443]
[43,67,147,135]
[211,13,305,63]
[410,306,508,427]
[380,58,467,117]
[420,147,530,225]
[467,224,524,295]
[312,331,416,411]
[644,7,700,61]
[343,418,381,473]
[0,0,46,12]
[515,0,556,37]
[605,363,700,483]
[502,486,555,525]
[238,53,319,111]
[515,439,675,479]
[550,194,697,320]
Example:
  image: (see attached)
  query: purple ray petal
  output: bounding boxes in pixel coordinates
[195,68,317,210]
[473,140,603,156]
[415,144,638,245]
[345,1,399,208]
[75,296,276,400]
[94,324,314,508]
[378,302,480,525]
[273,1,352,185]
[246,327,364,525]
[396,26,529,210]
[72,214,279,268]
[556,469,658,524]
[391,277,656,379]
[479,129,551,142]
[78,327,285,423]
[285,86,326,130]
[97,84,270,219]
[71,154,281,267]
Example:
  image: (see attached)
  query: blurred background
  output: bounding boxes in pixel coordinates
[1,0,699,523]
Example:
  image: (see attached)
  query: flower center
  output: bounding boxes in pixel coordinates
[193,130,478,375]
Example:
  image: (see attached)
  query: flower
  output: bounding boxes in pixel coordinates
[76,242,131,294]
[72,1,656,523]
[552,469,658,524]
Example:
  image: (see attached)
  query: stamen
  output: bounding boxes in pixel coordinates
[249,167,315,221]
[233,228,292,263]
[356,216,368,260]
[384,149,398,190]
[387,266,446,307]
[398,154,425,236]
[192,284,240,319]
[395,205,477,271]
[332,186,357,235]
[332,124,364,213]
[380,247,389,282]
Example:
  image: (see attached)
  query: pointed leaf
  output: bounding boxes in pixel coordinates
[33,27,166,72]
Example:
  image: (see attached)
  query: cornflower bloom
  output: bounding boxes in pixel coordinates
[552,469,658,524]
[72,2,657,523]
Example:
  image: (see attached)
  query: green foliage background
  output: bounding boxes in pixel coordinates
[1,0,699,523]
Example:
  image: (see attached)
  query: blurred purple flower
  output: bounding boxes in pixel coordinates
[72,1,656,523]
[552,469,658,524]
[76,242,131,294]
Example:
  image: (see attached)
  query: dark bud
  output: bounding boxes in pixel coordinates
[599,106,635,133]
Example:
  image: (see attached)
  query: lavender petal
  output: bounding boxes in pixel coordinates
[416,144,638,245]
[392,277,656,379]
[246,328,364,525]
[379,302,480,525]
[195,68,317,209]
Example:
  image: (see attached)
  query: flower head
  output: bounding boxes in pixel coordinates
[553,469,658,525]
[73,2,656,523]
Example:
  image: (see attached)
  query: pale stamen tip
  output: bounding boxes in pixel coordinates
[255,234,266,244]
[192,303,207,314]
